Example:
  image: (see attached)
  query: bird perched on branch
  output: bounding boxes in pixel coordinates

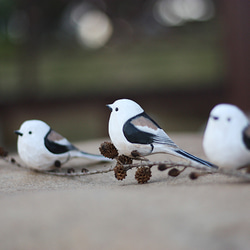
[203,103,250,169]
[107,98,216,169]
[15,120,111,170]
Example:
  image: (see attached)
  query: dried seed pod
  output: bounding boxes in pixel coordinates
[0,147,8,157]
[11,158,16,164]
[131,150,141,158]
[189,171,210,180]
[67,168,75,174]
[168,168,180,177]
[99,142,119,159]
[246,166,250,174]
[117,154,133,164]
[158,164,168,171]
[113,163,127,180]
[81,168,89,173]
[135,166,152,184]
[189,172,199,180]
[54,160,61,168]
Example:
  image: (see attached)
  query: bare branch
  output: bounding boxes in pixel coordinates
[1,150,250,182]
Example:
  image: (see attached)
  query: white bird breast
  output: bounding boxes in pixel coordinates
[203,116,250,168]
[17,135,69,170]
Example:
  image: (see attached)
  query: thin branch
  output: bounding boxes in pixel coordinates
[0,155,25,168]
[217,168,250,181]
[36,160,208,176]
[122,160,216,172]
[36,166,115,176]
[1,153,250,182]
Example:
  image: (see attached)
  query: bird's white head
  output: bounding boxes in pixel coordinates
[207,103,249,131]
[15,120,51,146]
[107,99,144,124]
[203,104,250,168]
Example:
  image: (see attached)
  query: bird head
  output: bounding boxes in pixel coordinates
[107,99,144,124]
[15,120,51,145]
[208,104,249,131]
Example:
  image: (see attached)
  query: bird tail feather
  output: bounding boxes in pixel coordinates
[70,150,112,162]
[175,149,217,169]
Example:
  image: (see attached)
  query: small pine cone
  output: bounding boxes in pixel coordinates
[131,150,141,158]
[168,168,180,177]
[158,164,168,171]
[99,142,119,159]
[117,155,133,165]
[54,160,61,168]
[246,166,250,174]
[114,163,127,180]
[189,172,199,180]
[67,168,75,174]
[135,167,152,184]
[0,147,8,157]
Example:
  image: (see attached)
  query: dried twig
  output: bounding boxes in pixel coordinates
[0,153,25,168]
[216,168,250,181]
[34,166,115,176]
[36,160,214,177]
[1,143,250,182]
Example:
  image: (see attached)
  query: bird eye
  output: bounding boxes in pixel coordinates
[28,131,32,134]
[227,117,231,122]
[115,107,119,112]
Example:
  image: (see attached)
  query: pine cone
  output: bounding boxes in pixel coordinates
[117,155,133,164]
[99,142,119,159]
[135,167,152,184]
[114,163,127,180]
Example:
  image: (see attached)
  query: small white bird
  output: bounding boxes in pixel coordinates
[15,119,111,170]
[203,103,250,169]
[107,99,216,168]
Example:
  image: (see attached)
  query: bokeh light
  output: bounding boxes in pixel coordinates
[76,10,113,49]
[153,0,215,27]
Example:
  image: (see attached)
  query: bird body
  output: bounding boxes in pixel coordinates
[203,104,250,168]
[15,120,110,170]
[108,99,216,168]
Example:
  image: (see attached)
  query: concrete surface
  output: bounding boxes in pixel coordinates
[0,133,249,250]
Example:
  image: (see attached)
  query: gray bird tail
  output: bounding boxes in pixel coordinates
[70,150,112,162]
[175,149,218,169]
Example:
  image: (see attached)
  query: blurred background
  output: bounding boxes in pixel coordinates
[0,0,249,150]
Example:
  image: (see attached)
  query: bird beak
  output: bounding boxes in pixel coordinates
[14,130,23,136]
[106,104,112,111]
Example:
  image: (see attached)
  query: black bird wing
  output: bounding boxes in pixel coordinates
[123,112,177,147]
[44,129,77,154]
[243,124,250,150]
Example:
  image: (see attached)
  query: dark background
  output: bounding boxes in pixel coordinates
[0,0,249,149]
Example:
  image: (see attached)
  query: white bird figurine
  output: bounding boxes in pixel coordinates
[203,103,250,169]
[15,119,111,170]
[107,99,216,168]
